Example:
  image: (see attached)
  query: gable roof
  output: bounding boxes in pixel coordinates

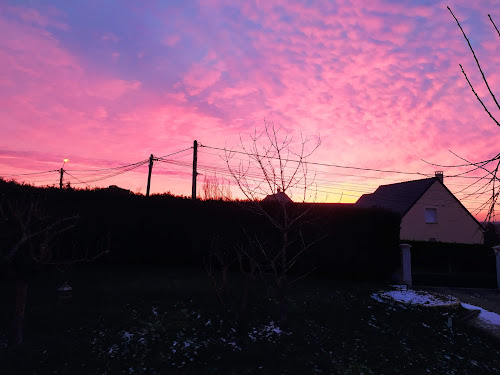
[355,177,436,216]
[262,189,293,204]
[355,177,484,230]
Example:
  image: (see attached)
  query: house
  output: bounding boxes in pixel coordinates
[262,188,293,204]
[355,172,484,244]
[106,185,133,195]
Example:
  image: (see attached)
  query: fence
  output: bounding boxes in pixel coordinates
[399,242,498,289]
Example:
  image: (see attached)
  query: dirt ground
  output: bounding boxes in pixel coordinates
[418,286,500,339]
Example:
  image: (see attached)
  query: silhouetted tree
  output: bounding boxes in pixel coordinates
[223,121,321,326]
[0,197,77,348]
[0,194,108,349]
[201,173,233,201]
[444,7,500,222]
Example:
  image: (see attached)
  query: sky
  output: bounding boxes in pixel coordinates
[1,0,499,219]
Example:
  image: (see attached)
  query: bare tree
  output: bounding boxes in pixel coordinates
[0,196,108,348]
[448,7,500,128]
[204,232,262,337]
[427,8,500,221]
[204,233,235,310]
[441,7,500,222]
[201,173,233,201]
[223,121,321,326]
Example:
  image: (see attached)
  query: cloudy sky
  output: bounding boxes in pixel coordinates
[1,0,499,218]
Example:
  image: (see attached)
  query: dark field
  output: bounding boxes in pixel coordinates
[1,265,499,374]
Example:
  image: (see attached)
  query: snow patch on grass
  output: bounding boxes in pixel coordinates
[372,286,459,307]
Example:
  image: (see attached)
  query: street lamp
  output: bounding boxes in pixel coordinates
[60,158,68,189]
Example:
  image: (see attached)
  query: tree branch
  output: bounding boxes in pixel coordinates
[448,6,500,112]
[489,14,500,38]
[5,215,79,262]
[460,64,500,127]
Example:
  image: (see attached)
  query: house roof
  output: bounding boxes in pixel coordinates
[355,177,439,216]
[355,176,484,229]
[262,189,293,204]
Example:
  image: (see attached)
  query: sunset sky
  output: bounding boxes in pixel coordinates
[1,0,499,219]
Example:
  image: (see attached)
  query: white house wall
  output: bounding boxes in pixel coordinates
[400,181,483,244]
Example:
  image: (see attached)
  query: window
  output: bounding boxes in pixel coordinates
[425,208,437,223]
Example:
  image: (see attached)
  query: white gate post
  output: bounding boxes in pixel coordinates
[400,244,412,287]
[493,245,500,289]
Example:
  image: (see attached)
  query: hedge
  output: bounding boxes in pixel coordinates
[0,180,401,281]
[408,240,497,288]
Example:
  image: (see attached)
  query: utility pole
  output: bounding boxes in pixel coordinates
[59,158,68,190]
[59,168,64,189]
[192,140,198,200]
[146,154,154,197]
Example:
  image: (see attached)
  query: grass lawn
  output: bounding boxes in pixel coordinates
[1,264,499,374]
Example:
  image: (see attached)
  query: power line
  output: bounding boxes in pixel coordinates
[1,143,496,219]
[65,159,149,173]
[0,169,59,177]
[201,145,496,181]
[422,152,500,169]
[200,144,432,177]
[198,148,481,190]
[64,171,90,186]
[0,147,193,189]
[158,158,486,207]
[196,149,483,197]
[69,161,149,184]
[156,147,193,160]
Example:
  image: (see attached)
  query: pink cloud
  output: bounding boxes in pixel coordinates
[94,106,108,119]
[181,54,225,96]
[162,34,180,47]
[101,32,120,43]
[111,51,120,62]
[1,0,500,215]
[3,4,69,30]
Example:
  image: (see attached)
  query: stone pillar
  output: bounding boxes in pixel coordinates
[400,244,412,287]
[493,246,500,289]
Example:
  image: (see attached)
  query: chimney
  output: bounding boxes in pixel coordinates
[435,171,443,183]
